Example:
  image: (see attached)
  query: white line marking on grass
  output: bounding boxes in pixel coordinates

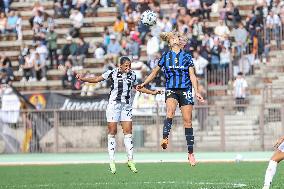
[0,181,247,188]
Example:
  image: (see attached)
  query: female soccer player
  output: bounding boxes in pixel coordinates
[76,57,161,174]
[262,135,284,189]
[137,32,204,166]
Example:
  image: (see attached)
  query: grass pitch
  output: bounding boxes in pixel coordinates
[0,162,283,189]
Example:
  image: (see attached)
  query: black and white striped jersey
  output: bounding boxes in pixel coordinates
[102,68,138,104]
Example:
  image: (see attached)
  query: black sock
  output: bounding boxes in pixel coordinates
[163,118,173,139]
[185,128,194,154]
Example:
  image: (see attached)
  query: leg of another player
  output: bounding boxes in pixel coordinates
[180,105,196,166]
[108,122,117,174]
[121,121,137,173]
[263,150,284,189]
[161,98,178,149]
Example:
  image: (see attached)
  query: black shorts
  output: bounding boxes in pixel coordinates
[165,88,194,107]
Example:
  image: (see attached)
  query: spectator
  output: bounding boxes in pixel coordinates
[266,11,282,49]
[54,0,72,18]
[46,27,58,68]
[233,72,248,115]
[59,36,78,65]
[146,34,159,60]
[2,0,10,13]
[6,10,18,34]
[34,53,47,81]
[201,0,215,20]
[214,20,230,40]
[187,0,201,17]
[75,37,89,68]
[69,9,83,38]
[224,1,241,27]
[29,1,44,28]
[107,34,122,56]
[220,46,231,69]
[21,49,36,82]
[0,12,7,34]
[131,55,149,84]
[93,42,105,59]
[18,43,30,68]
[16,12,22,41]
[113,16,125,39]
[177,7,191,25]
[0,69,10,84]
[193,50,208,78]
[210,38,221,70]
[36,42,48,70]
[32,11,44,28]
[103,26,110,50]
[126,36,140,57]
[61,59,76,89]
[76,0,87,15]
[232,22,248,57]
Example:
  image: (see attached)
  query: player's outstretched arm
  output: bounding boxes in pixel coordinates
[136,66,161,90]
[189,67,205,103]
[136,87,162,95]
[274,135,284,148]
[76,74,105,83]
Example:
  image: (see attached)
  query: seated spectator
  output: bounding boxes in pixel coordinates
[103,26,110,50]
[46,27,58,68]
[0,12,7,34]
[0,69,10,85]
[59,36,78,65]
[177,7,191,25]
[220,46,231,69]
[34,53,47,81]
[225,1,241,27]
[16,12,22,41]
[192,17,204,43]
[193,50,208,78]
[69,9,83,38]
[75,37,89,68]
[6,10,18,34]
[76,0,87,15]
[210,38,221,70]
[2,0,11,13]
[187,0,201,17]
[214,20,230,40]
[29,1,44,28]
[36,42,48,69]
[93,42,105,59]
[107,34,122,56]
[0,53,13,81]
[131,55,149,84]
[113,16,125,39]
[18,43,30,68]
[126,36,140,57]
[80,71,98,96]
[54,0,72,18]
[61,59,76,90]
[201,0,215,20]
[21,49,36,82]
[232,22,248,57]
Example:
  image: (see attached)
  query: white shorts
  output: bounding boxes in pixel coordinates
[106,102,133,122]
[278,141,284,152]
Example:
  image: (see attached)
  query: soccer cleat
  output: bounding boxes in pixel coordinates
[188,153,196,166]
[127,160,138,173]
[262,186,270,189]
[161,138,169,149]
[109,161,116,174]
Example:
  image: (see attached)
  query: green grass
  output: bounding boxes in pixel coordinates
[0,162,283,189]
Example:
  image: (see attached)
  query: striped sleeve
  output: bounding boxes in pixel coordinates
[101,70,113,80]
[132,72,138,86]
[185,53,194,67]
[158,52,167,67]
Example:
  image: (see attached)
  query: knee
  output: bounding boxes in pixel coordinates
[166,109,175,118]
[108,128,117,135]
[123,128,132,135]
[183,118,192,128]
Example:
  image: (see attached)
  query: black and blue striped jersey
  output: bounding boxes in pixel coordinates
[158,50,194,89]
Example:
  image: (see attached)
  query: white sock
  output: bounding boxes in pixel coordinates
[108,135,116,162]
[264,160,278,186]
[124,134,134,160]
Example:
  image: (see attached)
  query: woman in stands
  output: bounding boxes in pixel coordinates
[76,56,161,174]
[137,32,204,166]
[262,135,284,189]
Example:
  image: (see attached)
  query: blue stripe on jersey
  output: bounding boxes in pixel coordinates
[160,50,194,89]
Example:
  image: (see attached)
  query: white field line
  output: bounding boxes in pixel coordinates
[0,181,247,188]
[0,158,268,166]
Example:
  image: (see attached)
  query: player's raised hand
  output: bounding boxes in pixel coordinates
[196,92,205,103]
[274,137,284,148]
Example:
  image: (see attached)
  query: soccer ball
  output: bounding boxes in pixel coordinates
[141,10,157,26]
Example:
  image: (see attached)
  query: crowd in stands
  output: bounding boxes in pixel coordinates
[0,0,284,95]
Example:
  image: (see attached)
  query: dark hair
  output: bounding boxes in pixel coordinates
[120,56,131,65]
[238,72,243,76]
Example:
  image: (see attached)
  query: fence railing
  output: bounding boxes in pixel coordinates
[0,103,283,154]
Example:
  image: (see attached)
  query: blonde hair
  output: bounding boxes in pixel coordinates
[160,32,174,43]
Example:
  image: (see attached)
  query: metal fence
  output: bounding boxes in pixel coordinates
[0,103,283,154]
